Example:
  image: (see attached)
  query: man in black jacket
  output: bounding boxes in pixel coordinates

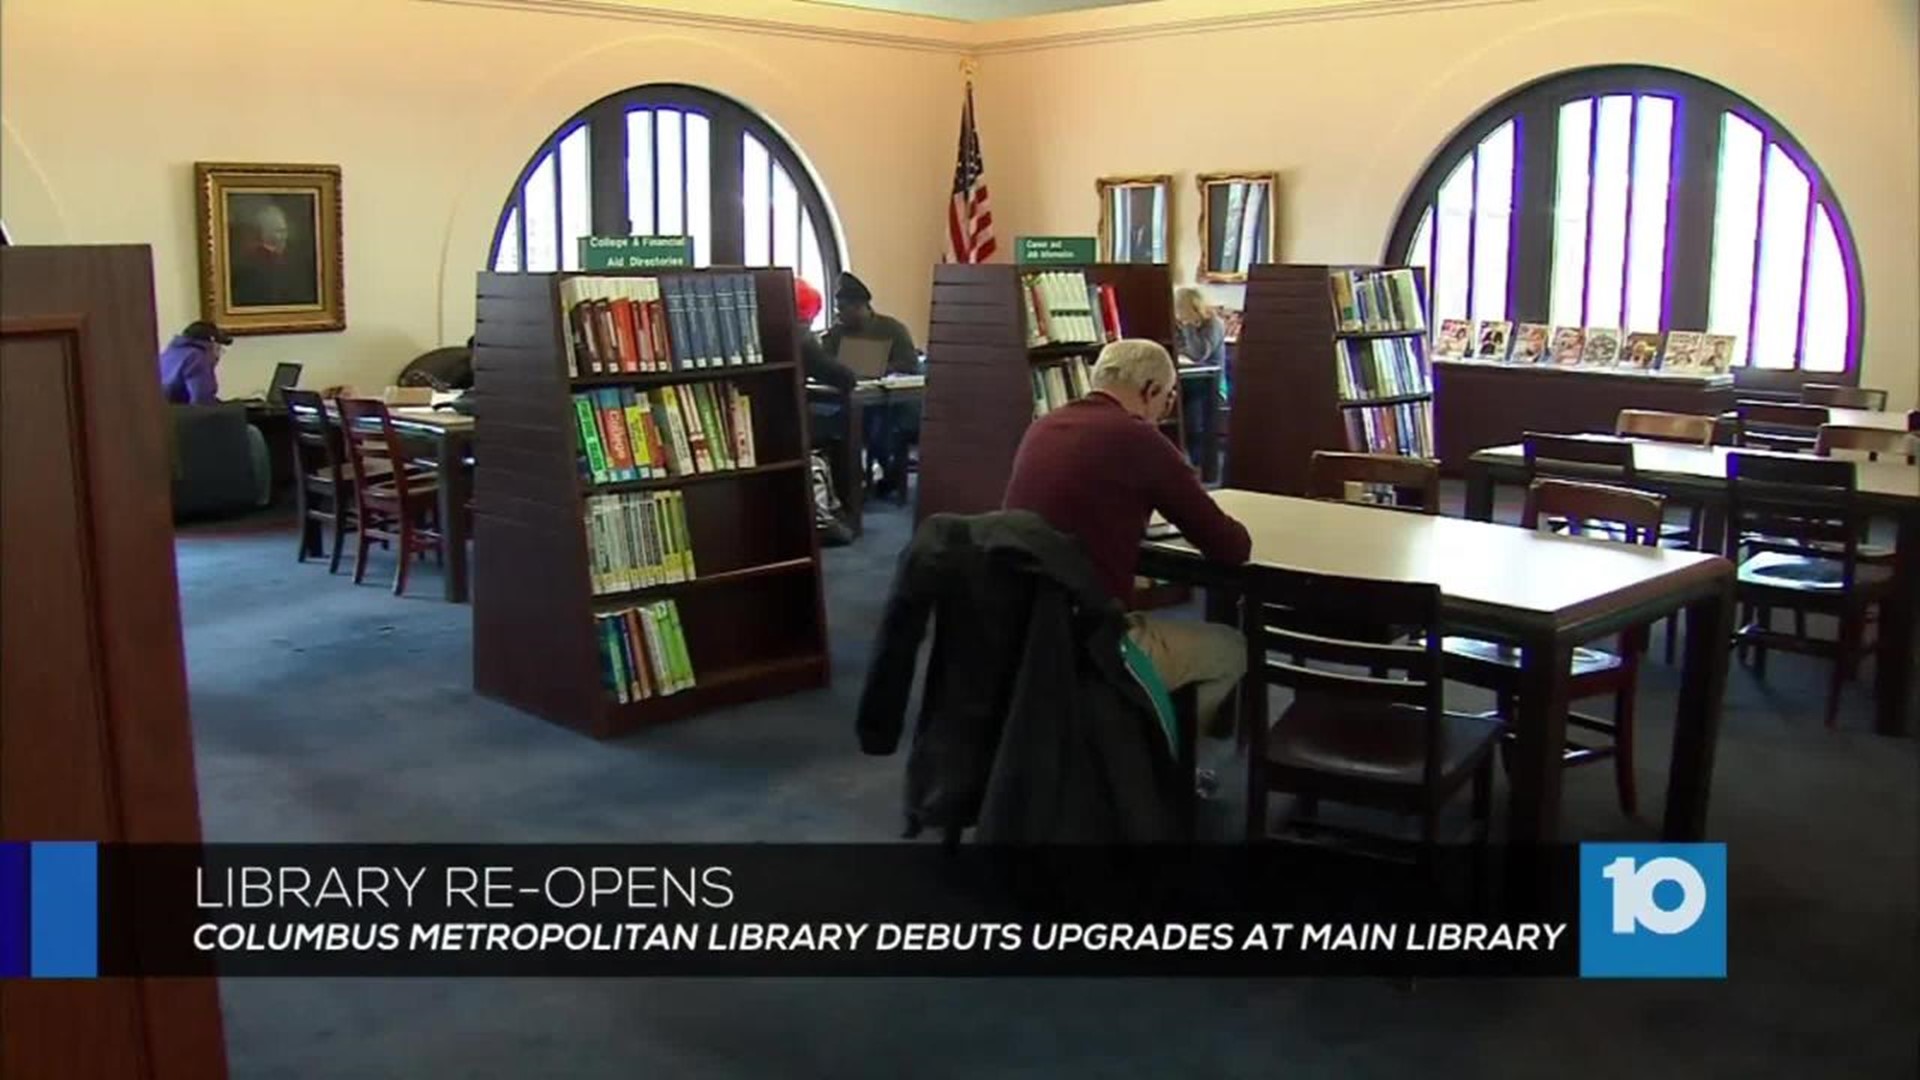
[857,510,1185,843]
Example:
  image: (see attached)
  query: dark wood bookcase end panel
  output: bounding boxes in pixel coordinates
[472,267,828,740]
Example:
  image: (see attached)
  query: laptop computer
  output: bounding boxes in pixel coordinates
[265,362,303,407]
[837,337,892,382]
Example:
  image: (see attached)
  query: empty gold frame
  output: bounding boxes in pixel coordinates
[1196,171,1276,283]
[1096,175,1172,264]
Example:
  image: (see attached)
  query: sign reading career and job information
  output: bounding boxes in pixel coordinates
[1015,236,1097,265]
[579,235,691,271]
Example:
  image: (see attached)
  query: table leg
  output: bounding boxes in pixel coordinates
[1872,512,1918,737]
[1465,461,1496,522]
[438,433,471,603]
[1664,584,1732,838]
[1506,635,1572,849]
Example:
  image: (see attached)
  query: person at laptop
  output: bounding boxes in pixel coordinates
[823,272,920,497]
[158,320,234,404]
[1003,338,1251,733]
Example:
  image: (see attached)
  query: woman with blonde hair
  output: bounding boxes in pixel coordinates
[1173,286,1226,366]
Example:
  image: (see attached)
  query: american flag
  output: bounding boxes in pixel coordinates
[945,81,996,263]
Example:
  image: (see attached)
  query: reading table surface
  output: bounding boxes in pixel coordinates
[1138,489,1734,859]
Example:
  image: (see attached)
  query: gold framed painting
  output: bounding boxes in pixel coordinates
[195,162,344,334]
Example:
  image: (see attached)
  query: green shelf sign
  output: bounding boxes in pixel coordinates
[1015,236,1097,265]
[579,235,692,271]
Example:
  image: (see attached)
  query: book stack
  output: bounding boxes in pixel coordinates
[584,490,696,595]
[1329,268,1427,333]
[1031,356,1093,417]
[560,274,764,376]
[1023,271,1123,347]
[1344,401,1433,458]
[571,384,756,482]
[594,600,696,704]
[1336,338,1429,400]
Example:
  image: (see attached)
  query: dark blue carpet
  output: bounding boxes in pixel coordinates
[176,491,1917,1078]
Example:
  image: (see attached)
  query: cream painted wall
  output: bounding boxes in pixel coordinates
[0,0,965,394]
[2,0,1914,403]
[974,0,1920,407]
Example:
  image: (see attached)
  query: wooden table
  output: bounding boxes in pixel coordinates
[304,403,476,603]
[1138,489,1735,858]
[1464,439,1920,736]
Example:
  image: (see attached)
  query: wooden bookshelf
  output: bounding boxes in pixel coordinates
[472,268,828,739]
[917,262,1179,524]
[1226,263,1432,496]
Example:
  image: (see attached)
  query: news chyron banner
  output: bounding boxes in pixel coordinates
[0,843,1726,979]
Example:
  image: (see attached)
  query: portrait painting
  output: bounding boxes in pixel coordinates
[196,162,344,334]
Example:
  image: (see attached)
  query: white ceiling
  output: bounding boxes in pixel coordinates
[796,0,1157,22]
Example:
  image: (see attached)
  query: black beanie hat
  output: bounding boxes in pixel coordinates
[835,272,872,305]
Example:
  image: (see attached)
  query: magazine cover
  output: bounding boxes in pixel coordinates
[1474,320,1513,362]
[1581,328,1622,368]
[1510,322,1550,364]
[1549,326,1586,366]
[1433,318,1473,359]
[1621,332,1664,370]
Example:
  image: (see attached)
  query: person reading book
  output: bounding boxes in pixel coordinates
[1003,338,1252,732]
[158,320,234,404]
[824,272,920,497]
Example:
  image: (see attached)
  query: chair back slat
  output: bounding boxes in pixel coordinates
[1817,424,1915,463]
[1615,409,1714,446]
[1523,432,1635,484]
[1306,452,1439,515]
[1802,383,1888,411]
[1521,479,1665,546]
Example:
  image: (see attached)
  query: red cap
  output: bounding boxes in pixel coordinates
[793,278,823,324]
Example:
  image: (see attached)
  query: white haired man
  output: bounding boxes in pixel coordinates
[1003,338,1251,730]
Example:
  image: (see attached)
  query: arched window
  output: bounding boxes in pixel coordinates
[489,84,840,328]
[1389,67,1862,386]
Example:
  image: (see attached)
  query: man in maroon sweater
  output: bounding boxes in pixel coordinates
[1004,338,1253,729]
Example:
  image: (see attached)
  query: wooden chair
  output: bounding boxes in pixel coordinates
[1306,451,1439,515]
[1240,564,1501,872]
[337,398,443,597]
[1816,424,1916,464]
[1441,480,1662,816]
[1802,383,1889,411]
[1615,409,1716,447]
[1728,453,1891,728]
[1614,410,1715,663]
[1733,400,1828,453]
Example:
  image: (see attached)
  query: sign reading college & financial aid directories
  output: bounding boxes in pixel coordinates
[579,235,691,271]
[1015,236,1097,265]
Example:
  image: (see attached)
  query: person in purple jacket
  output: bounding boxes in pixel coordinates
[157,320,234,404]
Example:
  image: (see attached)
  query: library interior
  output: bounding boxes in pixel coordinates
[2,0,1916,1076]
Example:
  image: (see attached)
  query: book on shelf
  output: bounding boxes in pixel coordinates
[1473,320,1513,361]
[584,490,697,596]
[1581,327,1622,368]
[1328,268,1427,334]
[570,383,757,482]
[1335,337,1430,400]
[1621,331,1663,371]
[559,272,763,376]
[1433,318,1472,359]
[1022,270,1117,347]
[1549,327,1586,366]
[1031,356,1094,417]
[1343,400,1433,457]
[1510,322,1550,364]
[594,599,696,704]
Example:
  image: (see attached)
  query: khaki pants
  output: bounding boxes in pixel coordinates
[1126,614,1247,732]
